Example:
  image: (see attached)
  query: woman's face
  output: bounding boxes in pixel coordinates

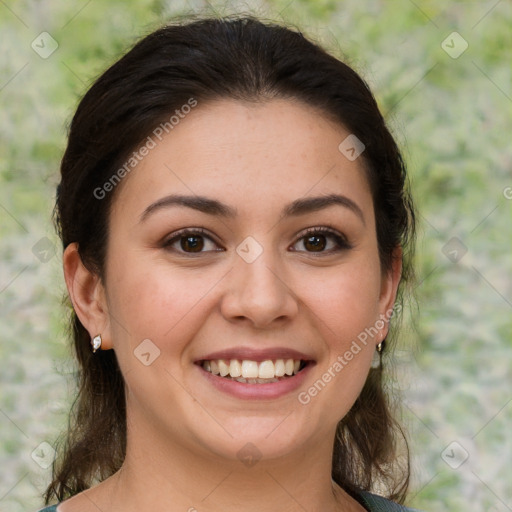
[81,98,400,464]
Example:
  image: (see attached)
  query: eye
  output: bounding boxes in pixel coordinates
[162,228,223,254]
[162,226,351,256]
[291,227,352,254]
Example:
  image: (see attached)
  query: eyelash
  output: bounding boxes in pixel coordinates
[295,227,353,254]
[162,226,352,256]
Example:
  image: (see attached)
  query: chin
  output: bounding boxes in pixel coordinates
[192,414,316,464]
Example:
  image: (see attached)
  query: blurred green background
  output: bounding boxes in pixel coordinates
[1,1,511,510]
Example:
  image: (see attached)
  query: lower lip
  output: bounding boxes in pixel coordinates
[195,362,314,400]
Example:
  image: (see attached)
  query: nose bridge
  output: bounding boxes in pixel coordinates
[242,252,283,294]
[221,237,297,327]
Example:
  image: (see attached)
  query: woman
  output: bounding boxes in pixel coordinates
[39,15,419,512]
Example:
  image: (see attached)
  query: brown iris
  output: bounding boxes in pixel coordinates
[181,235,204,252]
[304,234,326,252]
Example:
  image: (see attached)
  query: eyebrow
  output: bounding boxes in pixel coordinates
[139,193,365,225]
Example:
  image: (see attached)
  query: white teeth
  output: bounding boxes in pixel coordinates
[229,359,242,378]
[284,358,294,376]
[218,360,230,377]
[210,360,220,375]
[274,359,285,377]
[258,360,275,379]
[241,360,259,379]
[201,357,305,381]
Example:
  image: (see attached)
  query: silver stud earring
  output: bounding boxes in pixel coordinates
[91,334,102,353]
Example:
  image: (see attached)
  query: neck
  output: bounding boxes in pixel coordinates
[101,411,360,512]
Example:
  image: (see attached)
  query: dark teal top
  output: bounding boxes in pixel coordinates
[358,491,421,510]
[37,491,421,511]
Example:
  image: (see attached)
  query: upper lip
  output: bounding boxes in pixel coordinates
[195,347,315,363]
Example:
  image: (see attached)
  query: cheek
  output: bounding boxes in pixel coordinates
[105,253,222,355]
[302,259,382,348]
[296,263,380,422]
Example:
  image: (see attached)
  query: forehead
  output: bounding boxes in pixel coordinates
[111,98,374,223]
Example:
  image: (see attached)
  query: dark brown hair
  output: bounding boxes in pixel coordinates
[46,14,415,505]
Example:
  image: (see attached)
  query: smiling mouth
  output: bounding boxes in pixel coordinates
[198,358,309,384]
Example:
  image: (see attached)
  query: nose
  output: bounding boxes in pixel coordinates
[220,247,299,329]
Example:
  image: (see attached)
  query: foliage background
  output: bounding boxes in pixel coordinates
[1,0,511,511]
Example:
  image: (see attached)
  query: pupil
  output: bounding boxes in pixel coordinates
[182,235,203,252]
[305,234,325,252]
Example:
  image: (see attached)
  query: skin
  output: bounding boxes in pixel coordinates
[61,98,401,512]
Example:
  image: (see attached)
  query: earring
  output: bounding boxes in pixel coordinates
[371,338,385,369]
[91,334,102,353]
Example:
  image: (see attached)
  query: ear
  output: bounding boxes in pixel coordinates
[377,246,403,339]
[63,243,112,350]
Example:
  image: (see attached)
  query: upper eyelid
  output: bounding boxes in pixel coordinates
[296,225,346,238]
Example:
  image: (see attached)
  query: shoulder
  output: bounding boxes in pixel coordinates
[36,506,59,512]
[357,491,423,511]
